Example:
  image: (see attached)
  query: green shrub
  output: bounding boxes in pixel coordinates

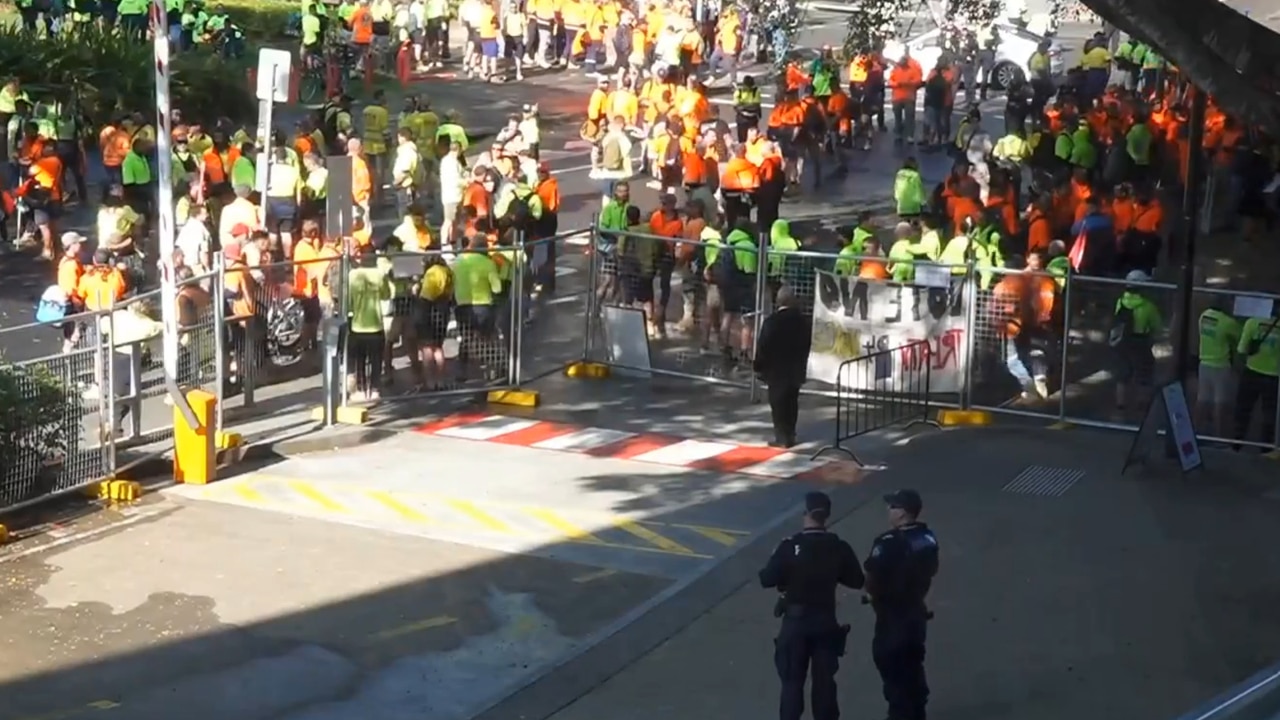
[0,24,256,129]
[0,360,76,505]
[222,0,296,41]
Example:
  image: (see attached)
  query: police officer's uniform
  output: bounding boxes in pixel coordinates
[759,492,865,720]
[865,489,940,720]
[733,78,763,144]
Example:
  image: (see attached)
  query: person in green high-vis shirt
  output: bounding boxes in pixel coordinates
[1112,270,1163,412]
[347,249,394,401]
[117,0,149,39]
[767,218,799,288]
[1068,119,1095,170]
[1125,115,1152,182]
[1233,313,1279,446]
[453,234,504,377]
[893,158,925,217]
[1140,48,1166,96]
[230,141,257,190]
[886,222,917,283]
[1196,302,1241,438]
[121,140,152,215]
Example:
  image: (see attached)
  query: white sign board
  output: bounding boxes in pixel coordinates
[1160,382,1202,472]
[602,305,652,379]
[807,270,968,393]
[1232,295,1275,320]
[256,48,292,103]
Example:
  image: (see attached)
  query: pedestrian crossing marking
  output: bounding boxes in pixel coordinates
[526,508,605,544]
[183,473,751,559]
[366,490,431,523]
[616,521,696,555]
[288,480,349,513]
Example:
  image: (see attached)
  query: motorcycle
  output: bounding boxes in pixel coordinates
[265,282,309,367]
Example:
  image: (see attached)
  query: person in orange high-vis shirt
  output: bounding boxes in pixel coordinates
[348,138,372,212]
[888,53,923,143]
[1025,195,1053,254]
[720,145,759,228]
[77,250,127,312]
[858,237,891,279]
[350,0,374,48]
[99,119,132,188]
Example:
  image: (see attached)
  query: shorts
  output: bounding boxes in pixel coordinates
[481,38,499,57]
[722,285,755,316]
[624,273,656,305]
[1197,363,1234,406]
[465,26,478,47]
[776,136,798,160]
[265,197,298,232]
[504,34,525,58]
[414,299,453,346]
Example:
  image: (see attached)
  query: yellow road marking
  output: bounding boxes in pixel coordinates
[677,524,743,547]
[85,702,120,711]
[287,481,348,513]
[526,508,604,543]
[573,568,619,583]
[230,483,267,504]
[370,615,458,641]
[615,521,695,555]
[365,490,430,523]
[444,498,513,533]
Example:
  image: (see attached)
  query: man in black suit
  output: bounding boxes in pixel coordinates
[754,285,813,448]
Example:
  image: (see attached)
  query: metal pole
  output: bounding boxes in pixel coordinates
[507,233,522,386]
[582,219,598,363]
[1172,89,1206,384]
[150,0,181,393]
[104,310,117,476]
[960,263,978,410]
[750,231,768,404]
[1057,268,1073,422]
[338,252,351,407]
[212,258,227,435]
[1272,373,1280,452]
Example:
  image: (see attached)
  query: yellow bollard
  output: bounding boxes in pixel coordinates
[174,389,217,485]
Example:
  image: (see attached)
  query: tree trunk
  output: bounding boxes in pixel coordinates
[1083,0,1280,132]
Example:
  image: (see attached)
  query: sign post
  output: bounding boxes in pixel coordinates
[151,0,197,429]
[1122,380,1204,475]
[254,48,292,199]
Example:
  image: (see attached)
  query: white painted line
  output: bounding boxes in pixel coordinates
[434,416,541,440]
[551,163,595,176]
[736,452,830,478]
[531,427,637,451]
[630,439,740,466]
[563,231,592,246]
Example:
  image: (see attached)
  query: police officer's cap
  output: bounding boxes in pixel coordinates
[883,489,923,516]
[804,491,832,521]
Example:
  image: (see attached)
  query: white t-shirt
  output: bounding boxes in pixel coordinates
[439,154,466,205]
[176,217,211,269]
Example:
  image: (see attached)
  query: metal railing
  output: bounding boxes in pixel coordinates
[810,339,940,465]
[1174,663,1280,720]
[4,223,1278,517]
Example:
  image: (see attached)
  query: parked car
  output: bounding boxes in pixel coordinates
[880,23,1067,90]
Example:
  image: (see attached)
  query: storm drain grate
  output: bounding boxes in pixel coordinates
[1002,466,1085,497]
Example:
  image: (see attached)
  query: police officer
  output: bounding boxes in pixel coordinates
[759,491,864,720]
[865,489,939,720]
[733,75,763,143]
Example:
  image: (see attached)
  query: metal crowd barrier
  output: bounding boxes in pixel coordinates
[810,339,940,465]
[576,224,1280,452]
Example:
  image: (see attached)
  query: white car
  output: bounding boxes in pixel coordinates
[881,23,1067,90]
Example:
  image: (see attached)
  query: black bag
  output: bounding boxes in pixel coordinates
[1109,304,1136,347]
[1246,318,1279,357]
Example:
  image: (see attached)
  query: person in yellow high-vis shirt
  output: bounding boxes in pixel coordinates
[1196,301,1241,439]
[1234,312,1279,447]
[361,89,390,205]
[391,127,421,216]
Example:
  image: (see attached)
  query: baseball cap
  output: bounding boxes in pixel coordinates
[1125,269,1152,283]
[883,489,923,516]
[231,223,251,237]
[804,491,832,520]
[61,231,87,247]
[223,243,244,261]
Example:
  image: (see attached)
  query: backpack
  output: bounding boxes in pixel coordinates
[36,285,69,325]
[600,134,625,171]
[506,189,533,228]
[1109,304,1135,347]
[711,242,743,287]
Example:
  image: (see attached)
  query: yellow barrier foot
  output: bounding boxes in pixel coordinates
[935,409,993,427]
[565,362,610,379]
[1048,421,1074,430]
[1265,449,1279,461]
[84,478,143,503]
[215,431,244,451]
[488,389,540,408]
[310,405,370,425]
[0,524,9,545]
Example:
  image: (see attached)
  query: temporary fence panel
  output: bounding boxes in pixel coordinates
[519,229,593,383]
[1058,273,1179,432]
[1188,286,1280,451]
[0,312,113,512]
[805,263,970,405]
[967,266,1070,417]
[113,268,226,470]
[810,339,937,464]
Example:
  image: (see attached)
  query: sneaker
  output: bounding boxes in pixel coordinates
[1034,378,1050,398]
